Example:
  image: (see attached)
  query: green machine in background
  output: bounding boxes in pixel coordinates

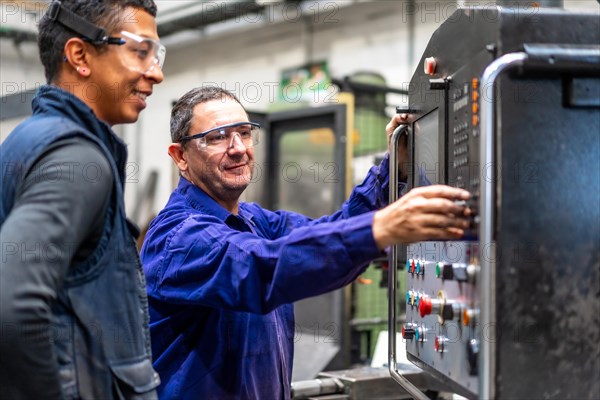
[348,72,390,157]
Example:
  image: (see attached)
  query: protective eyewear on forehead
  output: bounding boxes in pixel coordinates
[180,122,261,151]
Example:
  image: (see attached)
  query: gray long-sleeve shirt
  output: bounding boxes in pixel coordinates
[1,137,113,399]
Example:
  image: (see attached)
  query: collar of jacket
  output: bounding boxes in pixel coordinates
[175,176,256,225]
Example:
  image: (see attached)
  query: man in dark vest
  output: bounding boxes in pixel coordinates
[1,1,164,398]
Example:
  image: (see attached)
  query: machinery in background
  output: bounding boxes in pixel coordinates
[254,5,598,398]
[291,367,446,400]
[388,6,599,400]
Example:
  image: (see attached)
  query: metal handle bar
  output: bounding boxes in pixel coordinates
[387,124,429,400]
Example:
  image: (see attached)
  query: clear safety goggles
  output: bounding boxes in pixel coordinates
[180,122,261,151]
[111,31,166,74]
[47,1,165,74]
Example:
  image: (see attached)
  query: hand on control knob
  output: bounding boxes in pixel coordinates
[372,185,472,249]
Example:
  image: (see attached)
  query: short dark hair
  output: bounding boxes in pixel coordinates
[170,86,246,144]
[38,0,157,83]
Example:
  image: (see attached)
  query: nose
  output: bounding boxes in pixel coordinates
[227,133,247,153]
[144,64,164,84]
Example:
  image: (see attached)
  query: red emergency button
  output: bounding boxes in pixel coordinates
[419,296,432,317]
[424,57,437,75]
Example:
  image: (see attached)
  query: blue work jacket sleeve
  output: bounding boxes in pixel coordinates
[341,152,393,217]
[146,211,381,314]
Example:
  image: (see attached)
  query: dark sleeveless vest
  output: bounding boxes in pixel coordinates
[0,85,159,399]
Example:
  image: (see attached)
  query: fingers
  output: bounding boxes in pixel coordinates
[413,213,470,230]
[399,196,469,216]
[408,184,470,201]
[386,114,410,136]
[416,227,466,241]
[372,183,474,248]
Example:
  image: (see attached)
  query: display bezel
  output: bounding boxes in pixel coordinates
[410,107,444,189]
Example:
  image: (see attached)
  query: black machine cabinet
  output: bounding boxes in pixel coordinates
[388,7,599,399]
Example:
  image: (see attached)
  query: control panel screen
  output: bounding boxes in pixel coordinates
[413,108,439,187]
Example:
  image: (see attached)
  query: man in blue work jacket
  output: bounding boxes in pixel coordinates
[141,86,471,399]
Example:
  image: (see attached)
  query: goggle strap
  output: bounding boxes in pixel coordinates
[47,0,111,45]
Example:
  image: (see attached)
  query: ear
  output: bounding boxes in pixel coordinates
[63,37,91,76]
[168,143,188,173]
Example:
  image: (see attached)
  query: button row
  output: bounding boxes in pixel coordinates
[453,122,468,134]
[411,293,478,327]
[453,156,469,168]
[402,322,427,343]
[406,289,422,307]
[471,78,480,132]
[453,145,468,157]
[453,133,468,145]
[452,83,471,101]
[403,321,480,364]
[453,96,469,112]
[435,262,478,283]
[406,259,425,276]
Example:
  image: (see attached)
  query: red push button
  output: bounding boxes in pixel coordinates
[434,335,447,352]
[419,296,432,317]
[424,57,437,75]
[402,323,415,339]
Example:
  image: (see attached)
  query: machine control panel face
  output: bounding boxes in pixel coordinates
[404,241,480,397]
[402,52,489,398]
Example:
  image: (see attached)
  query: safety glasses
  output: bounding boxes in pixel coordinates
[180,122,261,151]
[47,1,166,75]
[114,31,166,74]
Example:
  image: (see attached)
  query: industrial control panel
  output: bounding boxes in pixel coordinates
[404,242,480,397]
[388,7,599,399]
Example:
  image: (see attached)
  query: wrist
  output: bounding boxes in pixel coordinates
[372,209,392,251]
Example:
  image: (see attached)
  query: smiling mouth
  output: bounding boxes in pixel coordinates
[132,90,149,101]
[225,164,247,170]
